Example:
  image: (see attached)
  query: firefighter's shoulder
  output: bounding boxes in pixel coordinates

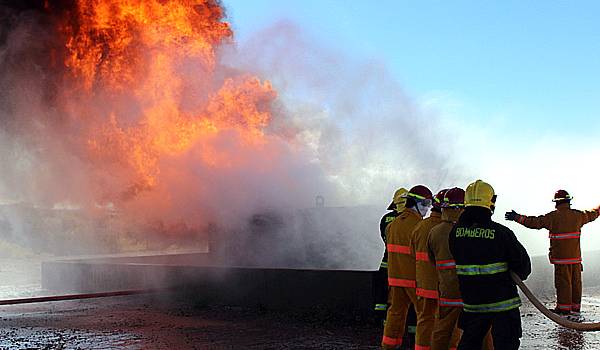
[429,221,453,236]
[490,221,520,239]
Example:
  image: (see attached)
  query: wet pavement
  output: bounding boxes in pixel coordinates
[519,288,600,350]
[1,291,600,349]
[3,257,600,349]
[0,294,380,349]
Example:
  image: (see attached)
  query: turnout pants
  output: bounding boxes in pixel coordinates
[373,266,389,320]
[382,286,417,349]
[415,296,438,349]
[431,306,461,350]
[458,308,521,350]
[554,263,582,312]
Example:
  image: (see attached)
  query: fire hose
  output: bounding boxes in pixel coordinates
[511,271,600,331]
[0,288,161,306]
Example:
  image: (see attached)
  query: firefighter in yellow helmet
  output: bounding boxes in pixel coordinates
[450,180,530,350]
[410,189,446,350]
[374,188,409,322]
[505,189,600,316]
[382,185,433,349]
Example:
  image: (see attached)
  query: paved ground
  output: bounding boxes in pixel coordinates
[0,294,381,349]
[2,257,600,349]
[1,291,600,349]
[519,289,600,350]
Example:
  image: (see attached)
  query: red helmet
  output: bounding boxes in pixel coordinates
[444,187,465,208]
[407,185,433,208]
[433,189,449,209]
[552,189,572,202]
[408,185,433,200]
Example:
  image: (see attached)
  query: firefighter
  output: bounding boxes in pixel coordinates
[427,187,465,350]
[382,185,433,349]
[374,188,409,321]
[449,180,531,350]
[505,189,600,316]
[410,189,447,349]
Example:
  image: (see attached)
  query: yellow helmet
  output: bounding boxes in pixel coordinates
[387,187,408,211]
[465,180,496,209]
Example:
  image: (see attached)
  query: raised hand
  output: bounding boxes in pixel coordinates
[505,210,518,221]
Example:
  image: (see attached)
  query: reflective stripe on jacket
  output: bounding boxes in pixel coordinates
[427,209,463,304]
[439,297,463,307]
[449,207,531,313]
[514,204,598,264]
[410,211,443,299]
[463,296,521,313]
[386,209,422,287]
[455,262,508,276]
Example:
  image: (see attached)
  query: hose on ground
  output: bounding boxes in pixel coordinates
[0,289,161,306]
[511,271,600,331]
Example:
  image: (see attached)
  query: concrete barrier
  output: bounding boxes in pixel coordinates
[42,253,375,317]
[42,250,600,317]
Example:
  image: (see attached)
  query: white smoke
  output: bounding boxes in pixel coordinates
[0,7,469,270]
[223,21,468,207]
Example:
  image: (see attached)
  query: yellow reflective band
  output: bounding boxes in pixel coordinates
[374,303,387,311]
[455,262,508,276]
[409,193,426,200]
[463,297,521,313]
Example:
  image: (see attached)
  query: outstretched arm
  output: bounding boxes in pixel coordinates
[505,210,552,230]
[581,207,600,226]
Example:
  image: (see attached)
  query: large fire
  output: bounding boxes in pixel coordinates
[52,0,278,202]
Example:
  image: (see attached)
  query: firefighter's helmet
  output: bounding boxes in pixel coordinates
[444,187,465,208]
[387,187,408,211]
[433,189,449,209]
[465,180,496,209]
[552,189,572,202]
[408,185,433,199]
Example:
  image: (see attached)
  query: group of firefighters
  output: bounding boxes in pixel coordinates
[374,180,600,350]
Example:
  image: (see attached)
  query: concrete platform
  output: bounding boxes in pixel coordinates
[41,252,375,317]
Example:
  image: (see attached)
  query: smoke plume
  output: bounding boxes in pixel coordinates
[0,1,464,267]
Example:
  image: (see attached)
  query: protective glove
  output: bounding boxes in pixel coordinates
[505,210,518,221]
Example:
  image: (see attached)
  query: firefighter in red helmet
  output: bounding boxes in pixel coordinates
[382,185,433,349]
[427,187,465,349]
[506,189,600,316]
[410,189,446,349]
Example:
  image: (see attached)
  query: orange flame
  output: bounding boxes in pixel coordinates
[58,0,277,201]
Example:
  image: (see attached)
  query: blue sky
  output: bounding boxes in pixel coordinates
[222,1,600,255]
[223,0,600,135]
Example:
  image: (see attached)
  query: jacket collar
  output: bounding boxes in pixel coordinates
[430,211,442,219]
[556,203,571,211]
[441,208,462,223]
